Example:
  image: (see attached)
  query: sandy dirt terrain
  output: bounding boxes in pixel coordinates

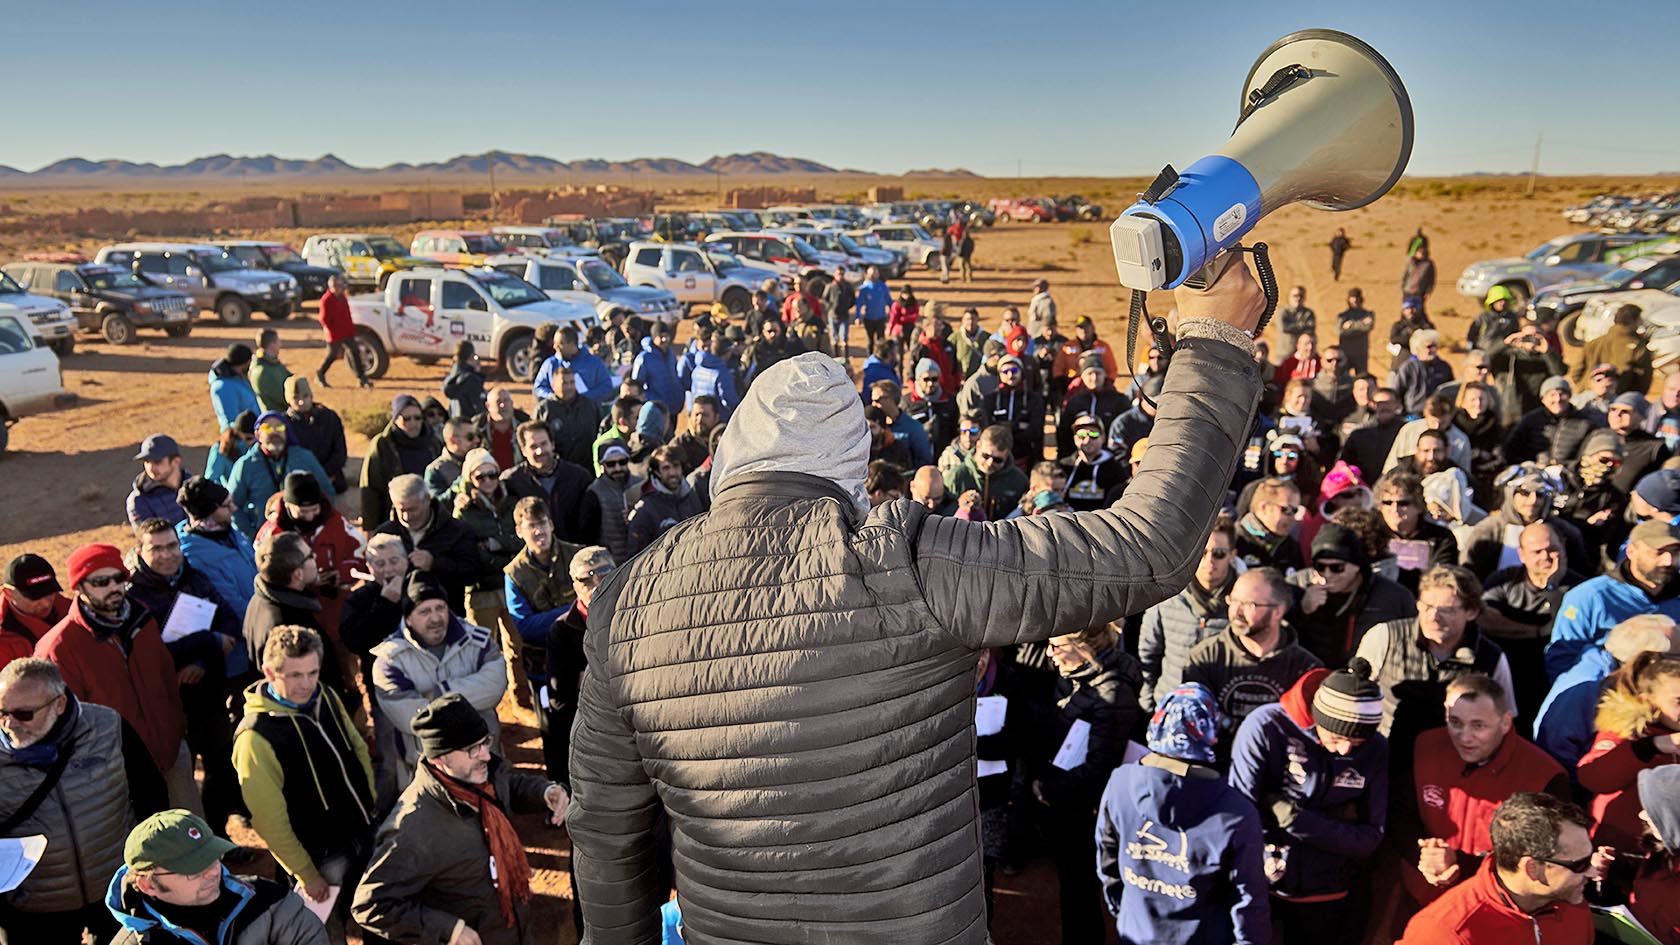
[0,175,1649,943]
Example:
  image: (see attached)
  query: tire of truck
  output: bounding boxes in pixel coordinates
[351,330,390,379]
[216,295,252,327]
[721,287,751,315]
[499,330,537,384]
[923,251,940,270]
[0,419,9,458]
[1558,311,1585,348]
[164,322,193,338]
[48,336,75,357]
[101,312,136,346]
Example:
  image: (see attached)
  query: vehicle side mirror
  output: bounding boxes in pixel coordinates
[1544,255,1563,267]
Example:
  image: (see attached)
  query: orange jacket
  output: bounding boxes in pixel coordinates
[1397,859,1591,945]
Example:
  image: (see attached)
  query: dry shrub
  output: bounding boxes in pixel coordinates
[346,405,389,440]
[1069,227,1094,247]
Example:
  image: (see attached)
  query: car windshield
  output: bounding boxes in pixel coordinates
[1525,239,1569,261]
[192,251,242,273]
[598,221,637,241]
[463,235,504,254]
[0,272,23,294]
[0,316,31,353]
[469,271,548,307]
[580,259,627,289]
[734,211,763,228]
[368,237,408,258]
[265,246,303,265]
[789,238,821,262]
[804,232,840,252]
[225,246,271,268]
[82,268,147,290]
[851,232,883,248]
[836,233,865,254]
[910,225,934,241]
[705,249,744,271]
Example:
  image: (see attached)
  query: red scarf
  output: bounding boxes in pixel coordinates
[427,761,532,928]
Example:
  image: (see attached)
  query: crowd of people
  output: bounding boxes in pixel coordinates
[2,229,1679,945]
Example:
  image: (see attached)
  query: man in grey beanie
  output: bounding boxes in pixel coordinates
[568,265,1269,942]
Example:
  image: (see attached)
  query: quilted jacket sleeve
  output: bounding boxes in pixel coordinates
[912,331,1261,648]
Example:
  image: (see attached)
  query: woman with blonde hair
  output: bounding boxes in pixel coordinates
[1578,651,1680,850]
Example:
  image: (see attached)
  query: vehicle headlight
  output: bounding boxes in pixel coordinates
[135,302,153,314]
[640,302,656,312]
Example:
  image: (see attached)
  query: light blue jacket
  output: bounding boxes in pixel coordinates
[176,519,259,624]
[534,346,616,406]
[854,279,891,322]
[208,361,260,433]
[1545,570,1680,680]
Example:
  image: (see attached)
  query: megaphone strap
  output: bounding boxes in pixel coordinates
[1124,243,1279,413]
[1241,64,1312,124]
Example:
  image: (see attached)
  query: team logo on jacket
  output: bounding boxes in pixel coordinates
[1422,785,1447,809]
[1592,739,1616,752]
[1332,769,1367,791]
[1286,739,1310,785]
[1125,820,1190,874]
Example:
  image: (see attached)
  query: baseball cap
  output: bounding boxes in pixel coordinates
[1071,413,1103,434]
[3,554,62,600]
[124,810,235,874]
[1629,519,1680,551]
[133,434,180,463]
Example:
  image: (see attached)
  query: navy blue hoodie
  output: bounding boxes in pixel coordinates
[1228,668,1389,901]
[1098,756,1270,944]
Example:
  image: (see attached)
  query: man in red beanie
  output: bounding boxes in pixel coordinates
[33,543,195,815]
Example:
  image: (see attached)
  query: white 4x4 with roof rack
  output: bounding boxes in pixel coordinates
[620,241,781,315]
[485,253,682,326]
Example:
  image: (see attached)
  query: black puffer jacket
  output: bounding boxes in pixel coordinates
[568,328,1261,945]
[1032,644,1142,809]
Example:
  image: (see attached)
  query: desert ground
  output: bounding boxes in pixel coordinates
[0,174,1657,943]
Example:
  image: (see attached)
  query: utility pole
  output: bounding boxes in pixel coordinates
[1526,133,1542,198]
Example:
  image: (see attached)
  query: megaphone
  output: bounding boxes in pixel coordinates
[1111,29,1413,291]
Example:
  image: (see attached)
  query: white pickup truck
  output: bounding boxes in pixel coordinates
[0,314,73,456]
[347,267,597,383]
[485,253,683,326]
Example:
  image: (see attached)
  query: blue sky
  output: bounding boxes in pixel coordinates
[3,0,1673,177]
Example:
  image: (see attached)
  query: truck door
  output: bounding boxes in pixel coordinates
[439,278,492,349]
[669,248,714,303]
[391,275,447,352]
[345,240,376,284]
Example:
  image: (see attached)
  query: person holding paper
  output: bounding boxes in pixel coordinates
[1377,467,1461,597]
[973,647,1023,925]
[106,809,327,945]
[1028,624,1143,944]
[127,517,246,839]
[1097,683,1270,945]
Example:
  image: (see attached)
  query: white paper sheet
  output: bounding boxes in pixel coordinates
[301,884,340,924]
[974,696,1007,737]
[977,758,1008,778]
[159,593,217,643]
[0,836,46,893]
[1391,538,1431,572]
[1051,719,1091,771]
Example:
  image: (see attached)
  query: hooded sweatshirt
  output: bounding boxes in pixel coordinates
[1630,766,1680,945]
[709,353,871,516]
[1228,669,1390,901]
[1097,755,1270,945]
[208,359,260,433]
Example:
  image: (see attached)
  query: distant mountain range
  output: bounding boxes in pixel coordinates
[0,150,979,182]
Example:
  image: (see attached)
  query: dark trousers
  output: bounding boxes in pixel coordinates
[318,340,365,383]
[862,319,886,358]
[1046,806,1104,944]
[535,677,576,790]
[1500,636,1549,738]
[1,900,117,945]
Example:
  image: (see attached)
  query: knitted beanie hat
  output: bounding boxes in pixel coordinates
[1310,658,1383,740]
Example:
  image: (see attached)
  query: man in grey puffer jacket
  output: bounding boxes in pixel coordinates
[568,268,1267,944]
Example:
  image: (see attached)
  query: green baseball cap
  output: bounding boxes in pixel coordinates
[124,810,235,874]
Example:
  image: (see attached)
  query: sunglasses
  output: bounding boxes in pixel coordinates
[83,573,126,589]
[257,422,286,435]
[1075,430,1102,440]
[1380,498,1415,508]
[1314,560,1352,575]
[1206,548,1232,560]
[999,367,1022,375]
[1272,450,1301,460]
[473,471,500,482]
[1271,505,1300,517]
[602,460,629,469]
[398,413,423,423]
[959,427,981,435]
[0,695,61,722]
[1540,853,1594,874]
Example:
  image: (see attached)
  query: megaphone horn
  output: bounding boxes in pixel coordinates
[1111,29,1413,293]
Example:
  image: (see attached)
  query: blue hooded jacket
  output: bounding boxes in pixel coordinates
[1098,759,1270,945]
[208,359,260,433]
[854,279,891,322]
[1535,644,1620,769]
[176,518,259,620]
[225,412,337,539]
[684,349,739,419]
[127,468,192,527]
[631,337,684,412]
[534,345,616,406]
[1228,671,1389,901]
[105,865,308,945]
[1545,567,1680,680]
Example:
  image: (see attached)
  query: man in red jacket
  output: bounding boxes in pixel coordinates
[316,274,370,389]
[1400,674,1569,910]
[32,543,194,813]
[1,553,70,671]
[1398,791,1606,945]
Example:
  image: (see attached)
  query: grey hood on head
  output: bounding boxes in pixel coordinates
[709,352,870,516]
